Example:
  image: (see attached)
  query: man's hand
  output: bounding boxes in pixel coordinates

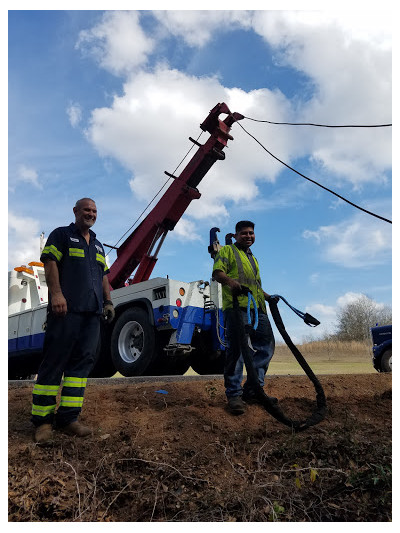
[213,270,242,295]
[227,278,242,295]
[51,292,68,317]
[103,300,115,323]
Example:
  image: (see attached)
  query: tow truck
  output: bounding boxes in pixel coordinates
[8,103,243,379]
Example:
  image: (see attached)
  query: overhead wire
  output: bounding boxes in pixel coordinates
[243,116,392,128]
[237,121,392,224]
[105,131,205,256]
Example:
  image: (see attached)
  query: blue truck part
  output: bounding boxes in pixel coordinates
[371,324,392,372]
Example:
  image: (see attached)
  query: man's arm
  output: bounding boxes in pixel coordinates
[43,258,67,317]
[213,269,242,294]
[102,275,115,322]
[102,274,111,302]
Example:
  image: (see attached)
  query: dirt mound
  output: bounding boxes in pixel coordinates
[8,373,392,522]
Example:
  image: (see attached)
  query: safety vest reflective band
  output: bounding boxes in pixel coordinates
[213,244,266,312]
[60,396,84,408]
[69,248,85,258]
[229,244,264,293]
[96,253,107,271]
[32,384,60,396]
[63,377,87,388]
[42,244,63,261]
[32,403,56,417]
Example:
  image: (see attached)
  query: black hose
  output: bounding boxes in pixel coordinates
[231,295,327,432]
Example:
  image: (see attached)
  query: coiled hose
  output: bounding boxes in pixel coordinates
[231,291,327,432]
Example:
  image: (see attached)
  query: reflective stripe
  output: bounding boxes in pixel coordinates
[229,244,265,311]
[69,248,85,258]
[32,403,56,416]
[42,244,63,261]
[33,384,60,396]
[214,254,229,264]
[229,245,263,290]
[213,244,266,312]
[63,377,87,388]
[96,253,106,266]
[60,396,84,407]
[96,253,108,272]
[230,275,259,287]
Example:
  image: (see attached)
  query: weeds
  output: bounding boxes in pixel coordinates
[9,375,391,522]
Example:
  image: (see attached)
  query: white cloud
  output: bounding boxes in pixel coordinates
[67,102,82,128]
[336,291,384,310]
[306,302,336,317]
[252,11,392,185]
[76,11,155,76]
[15,165,41,189]
[301,288,388,340]
[303,212,392,268]
[8,212,42,268]
[85,66,295,222]
[171,217,203,242]
[336,291,364,307]
[152,10,252,47]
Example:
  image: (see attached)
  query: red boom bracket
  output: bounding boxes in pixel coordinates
[107,103,244,289]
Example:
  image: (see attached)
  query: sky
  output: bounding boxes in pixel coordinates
[7,5,393,343]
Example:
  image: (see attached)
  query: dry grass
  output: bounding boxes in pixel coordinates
[185,340,375,377]
[270,340,373,375]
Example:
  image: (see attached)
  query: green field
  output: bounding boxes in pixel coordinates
[186,339,377,376]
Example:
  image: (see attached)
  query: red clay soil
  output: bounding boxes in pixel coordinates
[8,373,392,522]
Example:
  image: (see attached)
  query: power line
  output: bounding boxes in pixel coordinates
[237,121,392,224]
[243,116,392,128]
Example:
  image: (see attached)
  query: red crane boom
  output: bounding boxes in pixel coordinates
[107,102,244,290]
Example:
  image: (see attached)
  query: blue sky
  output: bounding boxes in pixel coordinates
[8,7,392,342]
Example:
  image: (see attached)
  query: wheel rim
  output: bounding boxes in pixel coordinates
[388,355,392,371]
[118,320,144,364]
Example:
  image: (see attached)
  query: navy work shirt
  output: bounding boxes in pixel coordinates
[40,223,109,314]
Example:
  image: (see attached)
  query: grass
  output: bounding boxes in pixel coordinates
[185,339,376,376]
[268,339,375,375]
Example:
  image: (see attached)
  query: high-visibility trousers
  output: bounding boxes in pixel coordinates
[31,312,100,427]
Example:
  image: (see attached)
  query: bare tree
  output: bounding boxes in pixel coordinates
[335,295,392,342]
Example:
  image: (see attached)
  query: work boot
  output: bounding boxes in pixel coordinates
[34,423,53,446]
[60,421,92,437]
[227,396,246,415]
[243,389,278,405]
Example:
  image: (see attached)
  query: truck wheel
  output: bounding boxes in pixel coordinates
[111,307,156,376]
[190,332,225,375]
[8,354,41,380]
[89,325,117,378]
[380,349,392,373]
[145,330,191,375]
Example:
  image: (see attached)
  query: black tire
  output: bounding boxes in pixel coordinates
[8,353,42,380]
[144,330,191,376]
[190,332,225,375]
[110,307,157,376]
[89,324,117,378]
[380,348,392,373]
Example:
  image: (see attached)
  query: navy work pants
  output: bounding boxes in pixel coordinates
[31,311,100,427]
[224,308,275,398]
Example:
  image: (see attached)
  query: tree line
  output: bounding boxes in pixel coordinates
[333,294,391,342]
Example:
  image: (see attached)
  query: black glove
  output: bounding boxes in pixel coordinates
[103,300,115,323]
[267,295,280,304]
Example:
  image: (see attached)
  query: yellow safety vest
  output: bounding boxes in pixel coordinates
[213,244,266,312]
